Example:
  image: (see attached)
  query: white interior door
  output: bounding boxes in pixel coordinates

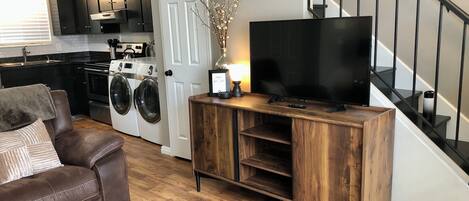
[159,0,211,160]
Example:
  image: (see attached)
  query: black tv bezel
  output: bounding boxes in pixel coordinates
[249,16,372,107]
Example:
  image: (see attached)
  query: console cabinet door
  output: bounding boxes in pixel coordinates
[190,103,235,180]
[292,118,363,201]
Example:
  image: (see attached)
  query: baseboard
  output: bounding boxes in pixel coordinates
[160,146,173,156]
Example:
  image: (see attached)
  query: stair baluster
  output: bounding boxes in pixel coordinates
[456,23,467,143]
[412,0,421,108]
[374,0,380,72]
[433,2,444,121]
[392,0,399,89]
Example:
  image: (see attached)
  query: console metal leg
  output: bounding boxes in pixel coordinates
[195,171,201,192]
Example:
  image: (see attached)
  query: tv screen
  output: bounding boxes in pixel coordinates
[250,17,372,106]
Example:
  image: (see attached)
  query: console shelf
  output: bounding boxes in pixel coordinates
[240,124,291,145]
[241,153,292,177]
[242,171,292,199]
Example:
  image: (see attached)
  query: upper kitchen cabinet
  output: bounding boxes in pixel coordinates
[142,0,153,32]
[75,0,102,34]
[127,0,153,32]
[100,0,126,11]
[49,0,77,35]
[50,0,153,34]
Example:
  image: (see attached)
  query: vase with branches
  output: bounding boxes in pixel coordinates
[193,0,240,69]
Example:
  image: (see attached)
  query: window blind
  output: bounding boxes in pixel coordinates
[0,0,52,46]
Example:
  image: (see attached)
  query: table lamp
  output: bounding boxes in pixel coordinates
[229,64,244,97]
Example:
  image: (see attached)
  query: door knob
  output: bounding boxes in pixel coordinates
[165,70,173,76]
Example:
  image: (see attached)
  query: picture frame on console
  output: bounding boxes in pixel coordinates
[208,69,231,97]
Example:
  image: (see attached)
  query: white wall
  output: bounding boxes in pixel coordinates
[226,0,307,90]
[371,84,469,201]
[228,0,305,63]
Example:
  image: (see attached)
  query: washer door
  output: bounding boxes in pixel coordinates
[135,78,161,123]
[110,74,132,115]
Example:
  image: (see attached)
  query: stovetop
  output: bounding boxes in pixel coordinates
[85,62,111,69]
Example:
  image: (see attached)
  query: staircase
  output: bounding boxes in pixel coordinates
[308,0,469,174]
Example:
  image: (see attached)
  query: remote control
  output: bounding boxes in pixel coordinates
[288,104,307,109]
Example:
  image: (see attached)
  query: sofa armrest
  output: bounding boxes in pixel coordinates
[55,128,124,169]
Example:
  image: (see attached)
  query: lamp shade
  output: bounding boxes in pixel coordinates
[229,64,245,82]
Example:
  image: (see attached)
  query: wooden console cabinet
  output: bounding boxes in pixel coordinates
[189,93,395,201]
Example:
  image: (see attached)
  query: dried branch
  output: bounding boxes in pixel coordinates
[192,0,240,50]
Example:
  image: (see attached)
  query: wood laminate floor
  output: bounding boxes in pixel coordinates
[73,118,270,201]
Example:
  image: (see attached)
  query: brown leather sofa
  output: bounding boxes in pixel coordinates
[0,90,130,201]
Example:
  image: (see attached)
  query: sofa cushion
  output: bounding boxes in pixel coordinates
[0,166,100,201]
[0,119,62,184]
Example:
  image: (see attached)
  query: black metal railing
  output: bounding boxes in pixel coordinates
[309,0,469,169]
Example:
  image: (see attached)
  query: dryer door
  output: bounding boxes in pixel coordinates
[135,78,161,123]
[110,74,132,115]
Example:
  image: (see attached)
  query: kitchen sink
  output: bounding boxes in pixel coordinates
[0,60,64,68]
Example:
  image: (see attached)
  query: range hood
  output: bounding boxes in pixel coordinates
[90,10,126,23]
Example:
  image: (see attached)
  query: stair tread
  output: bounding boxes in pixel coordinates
[409,113,451,129]
[443,140,469,172]
[372,66,394,74]
[381,88,422,105]
[313,4,328,8]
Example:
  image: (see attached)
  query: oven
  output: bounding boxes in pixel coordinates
[84,63,112,125]
[84,63,110,103]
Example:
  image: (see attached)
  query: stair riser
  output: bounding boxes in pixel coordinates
[395,98,419,118]
[312,5,327,18]
[371,71,393,91]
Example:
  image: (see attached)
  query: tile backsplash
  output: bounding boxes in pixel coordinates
[0,33,154,58]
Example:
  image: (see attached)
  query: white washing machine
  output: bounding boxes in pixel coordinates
[108,60,140,137]
[133,58,170,145]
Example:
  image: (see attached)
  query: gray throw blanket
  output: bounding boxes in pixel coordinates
[0,84,56,132]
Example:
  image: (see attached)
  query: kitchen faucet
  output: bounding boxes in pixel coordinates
[22,46,30,63]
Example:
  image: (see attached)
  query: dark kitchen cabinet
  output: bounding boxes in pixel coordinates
[100,0,126,12]
[126,0,143,32]
[113,0,126,10]
[72,66,90,115]
[75,0,102,34]
[0,64,87,115]
[142,0,153,32]
[50,0,77,35]
[127,0,153,32]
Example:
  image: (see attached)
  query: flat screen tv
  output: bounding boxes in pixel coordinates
[250,17,372,106]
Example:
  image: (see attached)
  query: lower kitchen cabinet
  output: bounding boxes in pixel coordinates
[0,64,89,115]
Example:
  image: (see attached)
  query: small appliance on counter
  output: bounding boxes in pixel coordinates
[107,39,119,60]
